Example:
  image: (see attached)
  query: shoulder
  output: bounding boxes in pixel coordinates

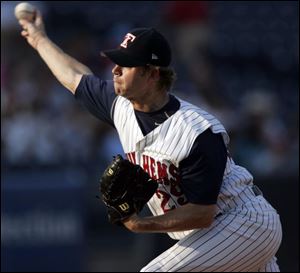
[111,96,134,122]
[173,95,230,145]
[174,96,215,127]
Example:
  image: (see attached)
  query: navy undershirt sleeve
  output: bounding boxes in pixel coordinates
[179,129,228,205]
[74,75,116,126]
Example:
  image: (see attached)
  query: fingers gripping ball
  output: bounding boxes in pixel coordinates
[100,155,158,225]
[14,2,37,22]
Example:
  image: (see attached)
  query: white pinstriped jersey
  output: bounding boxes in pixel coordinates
[112,95,255,240]
[75,76,282,271]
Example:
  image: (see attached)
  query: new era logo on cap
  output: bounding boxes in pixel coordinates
[101,27,171,67]
[152,53,158,60]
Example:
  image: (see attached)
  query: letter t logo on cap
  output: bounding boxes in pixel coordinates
[120,33,136,48]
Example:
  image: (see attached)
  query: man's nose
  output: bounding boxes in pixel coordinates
[112,65,121,76]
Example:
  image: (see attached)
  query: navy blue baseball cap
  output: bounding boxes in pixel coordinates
[101,27,171,67]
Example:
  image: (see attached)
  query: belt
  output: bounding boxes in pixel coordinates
[215,185,263,218]
[252,185,263,196]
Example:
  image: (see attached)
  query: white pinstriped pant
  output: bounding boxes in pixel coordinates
[140,196,282,272]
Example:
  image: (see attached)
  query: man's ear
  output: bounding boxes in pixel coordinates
[149,67,160,81]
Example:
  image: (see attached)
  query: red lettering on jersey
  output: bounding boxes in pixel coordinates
[157,161,168,180]
[134,154,188,212]
[149,157,157,179]
[168,164,183,196]
[169,164,180,183]
[156,190,176,212]
[142,155,150,175]
[126,152,136,164]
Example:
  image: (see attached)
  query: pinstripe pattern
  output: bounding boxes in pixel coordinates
[257,257,280,272]
[141,200,282,272]
[112,95,282,271]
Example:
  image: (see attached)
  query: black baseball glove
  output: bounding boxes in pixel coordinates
[99,155,158,225]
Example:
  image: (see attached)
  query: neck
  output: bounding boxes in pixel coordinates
[131,91,169,112]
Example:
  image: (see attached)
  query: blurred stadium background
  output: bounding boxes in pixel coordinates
[1,1,299,272]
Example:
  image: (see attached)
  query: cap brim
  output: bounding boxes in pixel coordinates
[101,49,147,67]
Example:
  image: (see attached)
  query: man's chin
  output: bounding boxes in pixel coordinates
[114,87,122,95]
[114,84,123,95]
[115,89,128,99]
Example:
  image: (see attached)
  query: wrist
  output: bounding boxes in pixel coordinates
[123,214,140,232]
[35,33,48,50]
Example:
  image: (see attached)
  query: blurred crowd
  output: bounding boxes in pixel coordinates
[1,1,299,178]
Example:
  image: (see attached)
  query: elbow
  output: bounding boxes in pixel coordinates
[192,204,217,229]
[195,211,215,229]
[192,212,214,229]
[190,215,214,229]
[201,217,214,228]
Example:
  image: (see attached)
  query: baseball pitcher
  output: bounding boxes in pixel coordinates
[18,7,282,272]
